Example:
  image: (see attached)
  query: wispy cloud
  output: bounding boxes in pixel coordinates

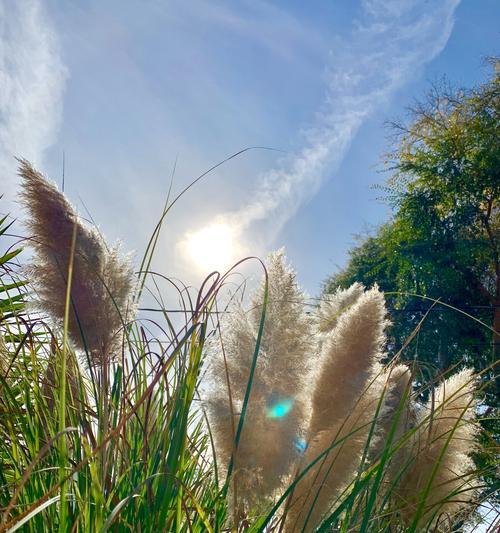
[216,0,460,245]
[0,0,67,208]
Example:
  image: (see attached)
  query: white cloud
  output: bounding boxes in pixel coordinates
[0,0,67,209]
[200,0,461,250]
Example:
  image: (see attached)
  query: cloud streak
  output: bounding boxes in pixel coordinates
[219,0,460,245]
[0,0,67,207]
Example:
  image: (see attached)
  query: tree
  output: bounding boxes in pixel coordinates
[326,222,492,383]
[325,61,499,395]
[325,62,500,503]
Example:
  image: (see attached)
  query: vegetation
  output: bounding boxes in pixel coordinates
[326,63,499,377]
[0,63,498,533]
[0,167,225,532]
[208,257,488,532]
[324,63,499,512]
[332,66,500,378]
[0,163,495,532]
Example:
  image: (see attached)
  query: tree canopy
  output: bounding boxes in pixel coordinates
[325,62,499,395]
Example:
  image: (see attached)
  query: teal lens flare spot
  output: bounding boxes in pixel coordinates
[294,436,307,454]
[266,398,294,419]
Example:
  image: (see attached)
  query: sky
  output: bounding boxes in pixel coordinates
[1,0,499,297]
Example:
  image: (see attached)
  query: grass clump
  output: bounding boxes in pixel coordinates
[0,162,497,532]
[1,163,224,532]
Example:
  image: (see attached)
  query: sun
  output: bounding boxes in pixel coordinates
[183,223,239,273]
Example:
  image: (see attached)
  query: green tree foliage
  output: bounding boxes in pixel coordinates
[325,62,499,397]
[325,62,500,503]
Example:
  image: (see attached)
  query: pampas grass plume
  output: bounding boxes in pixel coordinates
[316,282,365,333]
[287,285,389,531]
[18,159,134,365]
[208,250,315,507]
[369,363,414,462]
[397,368,479,527]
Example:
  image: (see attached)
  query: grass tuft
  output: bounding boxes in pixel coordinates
[0,163,497,532]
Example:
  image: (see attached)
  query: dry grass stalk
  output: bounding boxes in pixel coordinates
[41,338,83,412]
[0,334,8,377]
[0,335,9,416]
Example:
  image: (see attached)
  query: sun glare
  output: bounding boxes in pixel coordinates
[184,223,238,273]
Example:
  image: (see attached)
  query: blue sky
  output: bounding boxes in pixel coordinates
[1,0,498,295]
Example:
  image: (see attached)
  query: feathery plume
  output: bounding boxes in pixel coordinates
[317,282,365,333]
[208,249,316,508]
[18,159,134,365]
[287,285,389,532]
[368,363,414,463]
[396,368,479,527]
[207,305,255,499]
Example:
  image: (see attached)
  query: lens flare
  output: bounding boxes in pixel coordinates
[294,436,308,454]
[266,398,294,419]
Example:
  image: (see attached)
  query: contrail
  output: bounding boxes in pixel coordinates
[219,0,461,244]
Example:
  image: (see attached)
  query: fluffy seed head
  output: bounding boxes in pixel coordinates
[396,368,479,527]
[18,159,135,365]
[317,282,365,333]
[207,249,316,508]
[369,363,414,463]
[287,285,390,531]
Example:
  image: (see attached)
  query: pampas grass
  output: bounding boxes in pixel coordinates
[0,162,492,532]
[396,368,480,528]
[17,160,137,505]
[18,159,134,366]
[1,161,225,531]
[316,281,364,333]
[208,250,315,510]
[207,267,485,532]
[369,363,414,463]
[286,285,389,531]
